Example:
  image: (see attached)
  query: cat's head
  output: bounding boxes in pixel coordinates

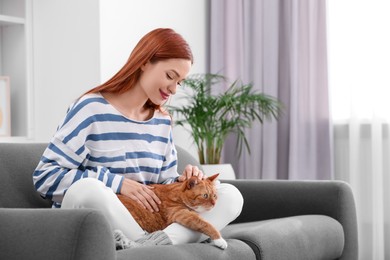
[182,173,219,213]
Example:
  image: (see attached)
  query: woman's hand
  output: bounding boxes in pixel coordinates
[177,164,206,182]
[120,178,161,212]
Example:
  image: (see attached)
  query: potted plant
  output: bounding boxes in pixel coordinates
[168,73,282,176]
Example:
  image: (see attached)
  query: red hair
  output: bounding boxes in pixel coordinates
[86,28,193,110]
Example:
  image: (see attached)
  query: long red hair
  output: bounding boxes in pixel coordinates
[86,28,193,110]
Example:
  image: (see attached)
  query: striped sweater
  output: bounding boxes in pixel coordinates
[33,93,179,208]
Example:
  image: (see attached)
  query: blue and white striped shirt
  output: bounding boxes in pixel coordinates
[33,93,179,208]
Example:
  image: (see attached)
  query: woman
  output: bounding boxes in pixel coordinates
[33,28,243,249]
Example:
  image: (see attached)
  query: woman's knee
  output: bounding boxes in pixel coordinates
[217,183,244,220]
[62,178,113,208]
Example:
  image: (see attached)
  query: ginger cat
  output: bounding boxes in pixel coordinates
[117,173,227,249]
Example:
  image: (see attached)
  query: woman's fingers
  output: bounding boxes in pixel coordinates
[130,194,148,210]
[120,179,160,212]
[177,175,186,182]
[184,164,193,179]
[144,186,161,210]
[135,190,157,212]
[180,165,206,181]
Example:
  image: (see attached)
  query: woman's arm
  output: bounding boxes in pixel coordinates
[32,96,124,205]
[33,137,124,204]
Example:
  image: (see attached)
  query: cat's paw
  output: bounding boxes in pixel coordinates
[212,238,228,250]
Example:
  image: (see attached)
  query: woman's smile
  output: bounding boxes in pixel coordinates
[159,89,170,100]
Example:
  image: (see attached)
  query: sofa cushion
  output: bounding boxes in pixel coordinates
[221,215,344,260]
[116,238,256,260]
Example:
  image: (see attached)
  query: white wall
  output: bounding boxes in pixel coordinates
[99,0,208,81]
[99,0,208,157]
[31,0,208,157]
[32,0,100,141]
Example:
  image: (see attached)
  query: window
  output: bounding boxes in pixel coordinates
[327,0,390,122]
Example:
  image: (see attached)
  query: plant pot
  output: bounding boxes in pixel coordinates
[201,163,236,180]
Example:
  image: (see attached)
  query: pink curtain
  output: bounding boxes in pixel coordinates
[209,0,332,180]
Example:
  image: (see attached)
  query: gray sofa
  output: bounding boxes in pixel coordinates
[0,142,358,260]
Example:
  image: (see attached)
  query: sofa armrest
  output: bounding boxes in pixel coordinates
[223,179,358,260]
[0,208,115,260]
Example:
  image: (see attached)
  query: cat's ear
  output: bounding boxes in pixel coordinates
[186,176,199,190]
[207,173,220,183]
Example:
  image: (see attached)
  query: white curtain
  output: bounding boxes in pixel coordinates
[328,0,390,259]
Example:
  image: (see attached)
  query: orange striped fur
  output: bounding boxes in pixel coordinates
[117,174,221,240]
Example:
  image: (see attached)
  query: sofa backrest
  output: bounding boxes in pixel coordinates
[175,145,202,174]
[0,142,52,208]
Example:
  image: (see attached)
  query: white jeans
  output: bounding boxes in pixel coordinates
[61,178,243,245]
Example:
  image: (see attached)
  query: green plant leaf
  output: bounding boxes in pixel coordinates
[167,73,282,164]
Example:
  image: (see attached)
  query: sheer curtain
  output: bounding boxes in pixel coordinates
[328,1,390,259]
[209,0,332,180]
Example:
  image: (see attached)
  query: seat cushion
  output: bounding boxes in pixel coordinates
[221,215,344,260]
[116,238,256,260]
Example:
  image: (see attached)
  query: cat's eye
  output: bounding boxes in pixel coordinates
[203,194,208,199]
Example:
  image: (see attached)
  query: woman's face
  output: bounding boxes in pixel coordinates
[139,58,192,105]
